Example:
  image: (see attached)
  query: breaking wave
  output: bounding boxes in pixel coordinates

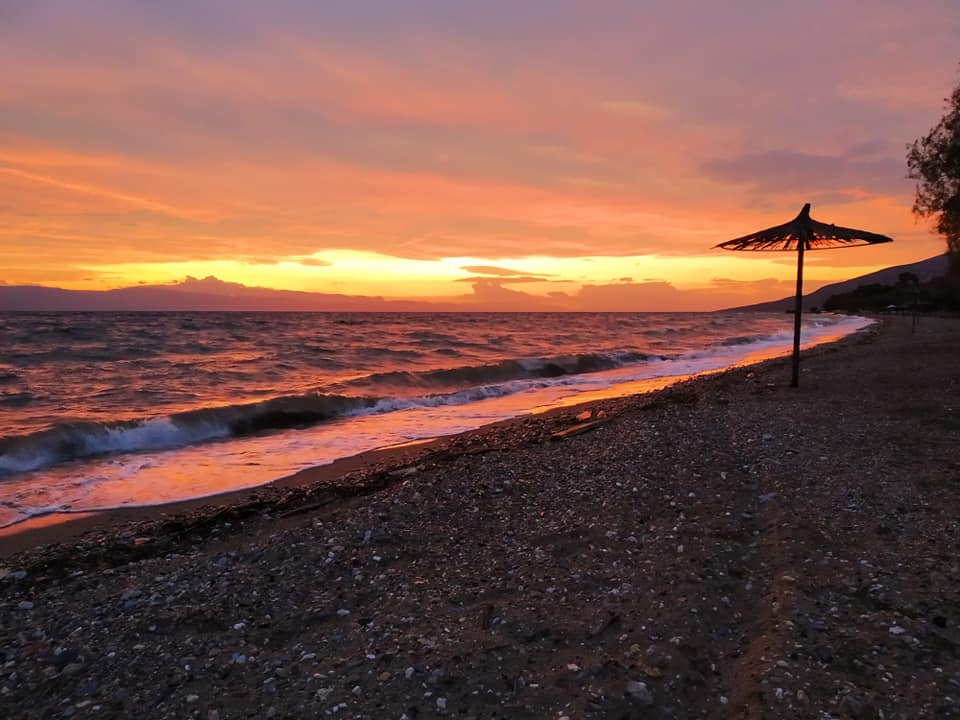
[0,349,656,476]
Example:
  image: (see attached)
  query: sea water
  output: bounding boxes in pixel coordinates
[0,311,871,529]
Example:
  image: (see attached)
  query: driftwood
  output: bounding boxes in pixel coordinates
[550,419,606,441]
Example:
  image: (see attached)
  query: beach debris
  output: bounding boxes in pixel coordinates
[550,417,607,441]
[388,466,421,479]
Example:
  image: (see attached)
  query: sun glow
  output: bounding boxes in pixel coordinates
[72,249,878,302]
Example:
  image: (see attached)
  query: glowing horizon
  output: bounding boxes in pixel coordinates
[3,1,958,310]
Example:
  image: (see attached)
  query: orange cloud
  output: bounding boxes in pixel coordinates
[0,1,955,301]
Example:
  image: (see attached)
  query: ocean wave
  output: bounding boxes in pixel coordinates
[0,349,653,477]
[0,392,33,408]
[341,350,651,392]
[0,316,869,479]
[719,333,772,346]
[0,393,379,476]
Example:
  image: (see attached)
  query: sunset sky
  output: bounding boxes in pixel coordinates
[3,1,959,310]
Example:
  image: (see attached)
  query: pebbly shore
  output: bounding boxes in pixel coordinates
[1,316,958,719]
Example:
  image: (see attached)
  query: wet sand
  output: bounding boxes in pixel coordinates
[1,315,958,719]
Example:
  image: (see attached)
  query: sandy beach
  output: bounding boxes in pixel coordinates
[1,315,958,719]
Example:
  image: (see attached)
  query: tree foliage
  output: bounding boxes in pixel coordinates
[907,70,960,273]
[823,273,934,313]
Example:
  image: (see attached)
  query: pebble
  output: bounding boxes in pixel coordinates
[626,680,654,705]
[17,601,33,611]
[436,697,448,711]
[186,694,199,703]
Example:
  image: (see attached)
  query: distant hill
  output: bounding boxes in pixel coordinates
[0,276,463,312]
[726,255,949,312]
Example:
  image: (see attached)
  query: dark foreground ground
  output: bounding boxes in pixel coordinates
[1,316,958,719]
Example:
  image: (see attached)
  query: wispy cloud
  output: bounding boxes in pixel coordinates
[1,0,956,300]
[460,265,552,277]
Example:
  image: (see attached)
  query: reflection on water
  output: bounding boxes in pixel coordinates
[0,312,872,530]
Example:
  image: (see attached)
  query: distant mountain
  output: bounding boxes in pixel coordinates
[0,276,464,312]
[2,259,951,312]
[726,255,949,312]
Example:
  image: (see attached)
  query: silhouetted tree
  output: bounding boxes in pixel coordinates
[907,68,960,303]
[896,272,920,288]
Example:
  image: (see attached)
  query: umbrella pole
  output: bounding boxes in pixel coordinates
[791,240,805,387]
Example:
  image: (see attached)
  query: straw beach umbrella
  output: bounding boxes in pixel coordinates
[716,203,893,387]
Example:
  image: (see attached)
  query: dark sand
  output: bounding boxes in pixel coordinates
[1,316,958,719]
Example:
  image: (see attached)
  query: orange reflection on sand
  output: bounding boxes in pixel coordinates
[543,329,854,410]
[0,512,96,538]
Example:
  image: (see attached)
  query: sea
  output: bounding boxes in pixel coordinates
[0,311,872,531]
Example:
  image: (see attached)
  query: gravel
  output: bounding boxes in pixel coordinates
[1,316,958,719]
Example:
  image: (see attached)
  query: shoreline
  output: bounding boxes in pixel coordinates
[0,322,872,561]
[2,314,958,719]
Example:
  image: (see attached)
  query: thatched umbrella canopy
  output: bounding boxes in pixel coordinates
[716,203,893,387]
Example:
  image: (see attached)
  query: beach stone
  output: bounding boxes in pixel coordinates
[840,695,866,717]
[62,663,83,676]
[626,680,654,705]
[16,601,33,611]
